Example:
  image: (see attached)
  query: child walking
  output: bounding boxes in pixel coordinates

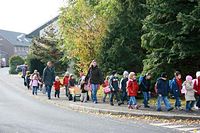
[102,76,111,103]
[29,75,41,95]
[120,71,129,104]
[109,71,121,106]
[182,75,196,112]
[170,71,183,110]
[80,76,88,103]
[127,72,140,109]
[54,76,63,98]
[63,72,70,97]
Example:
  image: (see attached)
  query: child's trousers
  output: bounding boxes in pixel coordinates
[55,90,60,98]
[80,92,87,102]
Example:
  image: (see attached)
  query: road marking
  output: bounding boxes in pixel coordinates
[177,127,199,132]
[150,123,171,126]
[150,122,200,133]
[163,125,185,128]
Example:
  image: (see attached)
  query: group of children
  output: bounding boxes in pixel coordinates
[102,70,200,112]
[24,69,200,112]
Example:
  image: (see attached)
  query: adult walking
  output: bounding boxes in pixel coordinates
[42,61,55,99]
[85,60,103,104]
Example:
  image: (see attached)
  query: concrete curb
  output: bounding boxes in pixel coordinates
[67,103,200,120]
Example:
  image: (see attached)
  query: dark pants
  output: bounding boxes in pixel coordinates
[196,95,200,108]
[186,101,195,111]
[110,91,120,104]
[55,90,60,98]
[46,85,52,99]
[121,90,128,103]
[142,91,150,107]
[65,85,69,97]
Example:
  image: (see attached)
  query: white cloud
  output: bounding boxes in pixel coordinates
[0,0,66,34]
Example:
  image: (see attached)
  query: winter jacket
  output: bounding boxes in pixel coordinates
[69,79,76,88]
[157,78,170,96]
[120,78,128,92]
[63,76,69,86]
[193,78,200,95]
[171,78,182,97]
[110,76,119,91]
[54,81,62,91]
[86,66,103,84]
[42,67,55,86]
[30,79,40,87]
[183,81,195,101]
[80,83,88,93]
[127,79,139,96]
[139,76,151,92]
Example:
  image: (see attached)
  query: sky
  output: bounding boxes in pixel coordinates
[0,0,66,34]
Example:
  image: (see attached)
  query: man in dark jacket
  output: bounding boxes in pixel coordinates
[42,61,55,99]
[156,72,173,111]
[86,60,103,104]
[139,73,151,108]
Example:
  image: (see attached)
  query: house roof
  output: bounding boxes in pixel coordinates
[0,29,31,46]
[26,16,59,38]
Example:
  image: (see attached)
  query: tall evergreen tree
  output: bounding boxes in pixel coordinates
[142,0,200,78]
[99,0,147,74]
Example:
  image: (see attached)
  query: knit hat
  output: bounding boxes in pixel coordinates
[161,72,167,78]
[65,71,69,76]
[196,71,200,78]
[123,71,129,77]
[186,75,193,81]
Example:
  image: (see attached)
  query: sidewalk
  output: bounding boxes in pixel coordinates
[33,88,200,120]
[9,72,200,120]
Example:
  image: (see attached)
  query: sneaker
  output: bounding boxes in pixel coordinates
[167,107,174,111]
[118,103,122,106]
[135,105,140,109]
[157,109,162,111]
[144,105,150,108]
[128,105,133,109]
[110,103,114,106]
[94,101,97,104]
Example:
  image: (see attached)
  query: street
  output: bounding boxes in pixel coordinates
[0,68,178,133]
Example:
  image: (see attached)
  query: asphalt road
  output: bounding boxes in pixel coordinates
[0,68,177,133]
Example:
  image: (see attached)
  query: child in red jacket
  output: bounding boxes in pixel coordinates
[63,72,70,97]
[127,72,140,109]
[54,76,63,98]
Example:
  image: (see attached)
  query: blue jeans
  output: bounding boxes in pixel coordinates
[142,92,150,106]
[91,84,98,102]
[46,85,52,99]
[157,95,172,110]
[175,96,181,107]
[186,101,195,111]
[128,96,137,106]
[32,86,38,95]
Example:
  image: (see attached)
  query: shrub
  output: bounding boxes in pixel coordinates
[9,55,24,74]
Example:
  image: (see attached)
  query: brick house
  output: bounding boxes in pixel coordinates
[0,29,31,66]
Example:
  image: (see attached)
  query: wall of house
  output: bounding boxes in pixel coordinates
[14,46,29,57]
[0,35,14,66]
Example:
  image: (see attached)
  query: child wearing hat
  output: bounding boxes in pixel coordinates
[193,71,200,109]
[63,72,70,97]
[54,76,63,98]
[109,71,121,106]
[182,75,196,112]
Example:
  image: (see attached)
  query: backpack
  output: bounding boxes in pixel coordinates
[138,76,143,85]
